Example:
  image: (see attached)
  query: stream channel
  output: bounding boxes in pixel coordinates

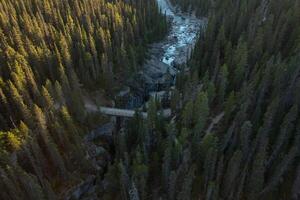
[120,0,206,109]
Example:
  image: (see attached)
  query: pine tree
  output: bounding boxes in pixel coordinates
[240,121,253,158]
[193,91,209,125]
[207,81,216,105]
[168,171,178,200]
[170,89,180,113]
[223,91,236,124]
[54,81,65,105]
[177,166,196,200]
[218,64,228,105]
[119,161,130,200]
[247,134,268,200]
[33,104,67,179]
[267,104,298,168]
[233,38,248,89]
[8,81,33,127]
[182,100,193,128]
[147,98,158,129]
[223,150,242,197]
[41,86,54,110]
[162,143,172,190]
[203,145,218,192]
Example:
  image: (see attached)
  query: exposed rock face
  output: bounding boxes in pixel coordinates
[64,124,115,200]
[84,123,115,142]
[84,123,115,171]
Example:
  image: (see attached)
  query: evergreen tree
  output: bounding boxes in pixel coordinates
[218,64,228,105]
[182,100,193,128]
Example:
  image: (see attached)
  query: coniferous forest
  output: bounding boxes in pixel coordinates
[0,0,167,199]
[1,0,300,200]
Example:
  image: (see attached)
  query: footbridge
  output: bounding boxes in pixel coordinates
[85,105,171,119]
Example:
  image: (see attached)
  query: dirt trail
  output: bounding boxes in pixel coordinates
[206,112,225,135]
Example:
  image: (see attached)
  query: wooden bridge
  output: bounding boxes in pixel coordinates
[85,104,171,119]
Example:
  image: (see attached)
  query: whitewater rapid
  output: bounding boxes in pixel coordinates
[157,0,204,67]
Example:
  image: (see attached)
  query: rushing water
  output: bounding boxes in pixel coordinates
[157,0,204,67]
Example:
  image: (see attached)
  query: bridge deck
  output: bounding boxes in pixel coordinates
[99,107,148,118]
[85,104,171,118]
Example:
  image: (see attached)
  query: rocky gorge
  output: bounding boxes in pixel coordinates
[67,0,206,199]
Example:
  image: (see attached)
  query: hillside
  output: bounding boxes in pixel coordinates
[0,0,167,199]
[1,0,300,200]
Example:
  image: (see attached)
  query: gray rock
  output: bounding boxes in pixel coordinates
[85,123,115,142]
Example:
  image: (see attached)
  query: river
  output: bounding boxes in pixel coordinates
[124,0,206,109]
[157,0,204,66]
